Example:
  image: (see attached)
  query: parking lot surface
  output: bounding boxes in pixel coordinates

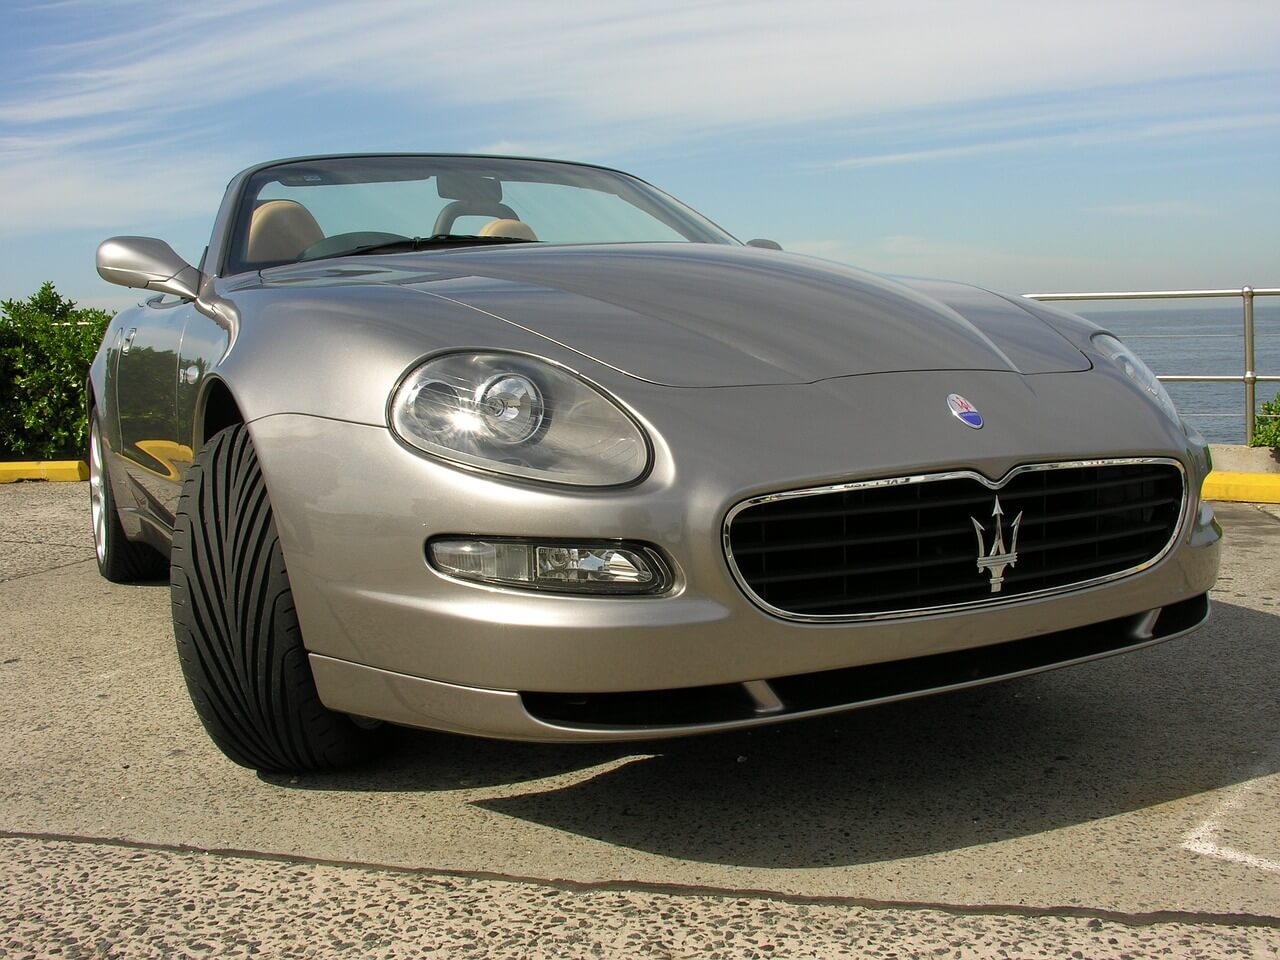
[1,482,1277,957]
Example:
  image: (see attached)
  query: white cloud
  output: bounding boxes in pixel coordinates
[8,0,1280,133]
[467,139,595,161]
[0,144,232,230]
[786,234,1124,293]
[1087,201,1209,217]
[3,0,1279,237]
[823,112,1280,169]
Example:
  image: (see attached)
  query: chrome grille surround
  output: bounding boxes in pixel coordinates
[723,458,1189,622]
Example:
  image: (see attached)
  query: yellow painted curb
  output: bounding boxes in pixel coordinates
[0,460,89,483]
[1203,470,1280,504]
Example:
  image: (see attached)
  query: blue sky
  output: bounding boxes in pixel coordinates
[3,0,1279,311]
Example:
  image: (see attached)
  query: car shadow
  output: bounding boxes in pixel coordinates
[267,598,1279,868]
[260,728,639,795]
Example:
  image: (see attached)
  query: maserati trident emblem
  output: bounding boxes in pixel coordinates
[971,496,1023,593]
[947,393,983,428]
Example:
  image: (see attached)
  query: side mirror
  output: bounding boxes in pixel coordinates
[746,238,783,251]
[96,237,202,300]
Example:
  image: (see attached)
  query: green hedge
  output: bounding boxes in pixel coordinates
[1252,392,1280,450]
[0,283,112,460]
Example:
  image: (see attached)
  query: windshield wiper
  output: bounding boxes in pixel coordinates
[331,234,537,258]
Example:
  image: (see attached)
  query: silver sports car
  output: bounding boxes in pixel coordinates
[91,154,1221,773]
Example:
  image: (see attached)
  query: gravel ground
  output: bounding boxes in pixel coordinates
[1,835,1275,959]
[3,482,1278,958]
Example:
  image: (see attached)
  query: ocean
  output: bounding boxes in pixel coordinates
[1071,301,1280,445]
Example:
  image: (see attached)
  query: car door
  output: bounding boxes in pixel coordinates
[113,296,196,527]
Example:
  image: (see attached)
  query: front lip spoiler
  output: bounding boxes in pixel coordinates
[520,592,1209,736]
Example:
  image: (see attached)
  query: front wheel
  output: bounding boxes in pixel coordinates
[89,411,168,583]
[171,424,373,773]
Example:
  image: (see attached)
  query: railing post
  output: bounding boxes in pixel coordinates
[1243,286,1256,442]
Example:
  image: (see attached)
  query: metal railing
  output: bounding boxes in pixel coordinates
[1023,286,1279,440]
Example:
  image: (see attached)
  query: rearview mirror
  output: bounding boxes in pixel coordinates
[746,238,783,251]
[436,172,503,203]
[96,237,201,299]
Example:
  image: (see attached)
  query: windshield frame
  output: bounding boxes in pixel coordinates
[218,154,740,277]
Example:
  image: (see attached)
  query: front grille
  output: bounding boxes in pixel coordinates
[725,460,1185,619]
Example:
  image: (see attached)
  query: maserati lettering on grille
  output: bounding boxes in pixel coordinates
[972,496,1023,593]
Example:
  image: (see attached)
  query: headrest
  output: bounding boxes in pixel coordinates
[477,219,538,242]
[247,200,324,263]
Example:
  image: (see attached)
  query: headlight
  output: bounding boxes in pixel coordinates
[1091,333,1180,423]
[390,352,650,485]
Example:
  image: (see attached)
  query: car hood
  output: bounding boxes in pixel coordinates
[254,244,1090,386]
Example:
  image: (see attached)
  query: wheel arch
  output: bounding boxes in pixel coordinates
[196,376,246,449]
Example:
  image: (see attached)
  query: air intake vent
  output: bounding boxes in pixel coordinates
[725,460,1185,620]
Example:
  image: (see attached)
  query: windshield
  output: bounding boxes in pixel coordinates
[224,155,738,274]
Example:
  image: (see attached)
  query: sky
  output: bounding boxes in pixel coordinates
[2,0,1279,312]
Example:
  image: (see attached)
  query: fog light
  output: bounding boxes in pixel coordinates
[536,546,651,584]
[429,540,530,581]
[428,538,672,595]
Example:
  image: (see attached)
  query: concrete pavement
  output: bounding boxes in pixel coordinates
[1,481,1277,957]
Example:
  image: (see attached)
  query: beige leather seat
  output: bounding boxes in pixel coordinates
[477,218,538,241]
[247,200,324,262]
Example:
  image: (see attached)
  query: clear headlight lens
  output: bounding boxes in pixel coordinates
[390,352,649,485]
[428,537,673,594]
[1091,333,1180,422]
[478,374,545,444]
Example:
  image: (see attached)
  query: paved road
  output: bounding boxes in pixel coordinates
[1,482,1277,957]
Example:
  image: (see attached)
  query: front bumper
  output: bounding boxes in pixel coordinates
[308,592,1211,741]
[249,369,1221,741]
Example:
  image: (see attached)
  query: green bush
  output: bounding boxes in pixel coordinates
[1252,391,1280,450]
[0,282,112,459]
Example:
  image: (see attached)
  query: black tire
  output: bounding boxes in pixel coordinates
[171,424,371,773]
[89,410,168,583]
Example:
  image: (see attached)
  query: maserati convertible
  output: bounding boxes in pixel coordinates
[90,154,1221,773]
